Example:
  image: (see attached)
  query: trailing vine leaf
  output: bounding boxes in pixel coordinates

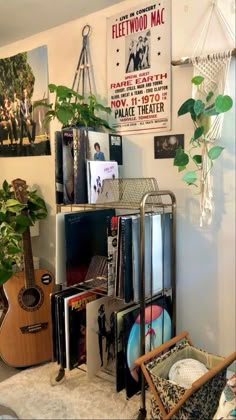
[193,155,202,165]
[194,126,205,140]
[178,166,186,172]
[206,91,214,102]
[173,74,233,198]
[191,76,204,85]
[208,146,224,160]
[177,98,195,117]
[0,180,48,285]
[193,99,205,116]
[182,171,197,185]
[174,147,189,167]
[215,95,233,113]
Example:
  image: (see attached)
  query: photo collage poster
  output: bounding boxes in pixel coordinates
[107,0,171,134]
[0,45,51,157]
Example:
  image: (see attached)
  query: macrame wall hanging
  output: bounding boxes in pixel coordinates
[173,0,235,227]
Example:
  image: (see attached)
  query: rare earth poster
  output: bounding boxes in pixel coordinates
[107,0,171,134]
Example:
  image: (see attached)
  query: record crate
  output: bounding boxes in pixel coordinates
[135,330,236,420]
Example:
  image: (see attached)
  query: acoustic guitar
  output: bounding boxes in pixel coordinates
[0,178,54,367]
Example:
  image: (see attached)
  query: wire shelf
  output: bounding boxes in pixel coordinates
[57,178,175,213]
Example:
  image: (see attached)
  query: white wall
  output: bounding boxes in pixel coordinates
[0,0,235,357]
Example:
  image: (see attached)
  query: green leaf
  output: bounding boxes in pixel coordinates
[15,224,27,234]
[215,95,233,113]
[208,146,224,160]
[3,180,9,192]
[15,214,31,226]
[0,269,13,286]
[178,98,195,117]
[6,205,25,213]
[5,199,22,207]
[34,211,48,220]
[193,100,205,116]
[7,245,22,255]
[178,166,186,172]
[193,154,202,165]
[194,126,204,140]
[174,147,189,167]
[204,106,219,116]
[182,171,197,185]
[33,100,51,109]
[48,83,57,93]
[206,91,214,102]
[57,107,74,125]
[56,85,74,100]
[192,76,204,85]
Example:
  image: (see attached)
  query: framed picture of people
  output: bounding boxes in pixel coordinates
[0,45,51,157]
[107,0,171,134]
[154,134,184,159]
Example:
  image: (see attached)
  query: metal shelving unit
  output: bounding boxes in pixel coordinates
[56,178,176,418]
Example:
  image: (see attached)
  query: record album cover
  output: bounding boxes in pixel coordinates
[87,160,119,204]
[86,296,126,380]
[123,294,173,398]
[64,290,97,370]
[64,209,115,287]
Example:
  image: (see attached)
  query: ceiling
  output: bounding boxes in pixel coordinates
[0,0,124,48]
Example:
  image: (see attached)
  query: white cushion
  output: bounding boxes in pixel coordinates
[168,358,208,389]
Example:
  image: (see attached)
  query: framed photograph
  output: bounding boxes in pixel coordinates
[0,45,51,157]
[154,134,184,159]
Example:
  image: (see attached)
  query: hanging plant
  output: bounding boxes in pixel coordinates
[174,75,233,188]
[33,84,112,130]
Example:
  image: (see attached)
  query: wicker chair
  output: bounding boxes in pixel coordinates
[135,330,236,419]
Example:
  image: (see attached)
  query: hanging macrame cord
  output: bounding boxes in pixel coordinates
[191,1,234,226]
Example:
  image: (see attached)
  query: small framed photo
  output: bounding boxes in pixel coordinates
[154,134,184,159]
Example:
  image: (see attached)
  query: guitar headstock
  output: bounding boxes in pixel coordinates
[12,178,28,204]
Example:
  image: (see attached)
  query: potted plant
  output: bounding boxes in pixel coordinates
[173,75,233,188]
[0,180,48,285]
[33,84,112,130]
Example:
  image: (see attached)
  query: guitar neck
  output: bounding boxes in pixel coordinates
[22,226,35,288]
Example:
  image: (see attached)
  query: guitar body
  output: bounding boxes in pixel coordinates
[0,269,54,368]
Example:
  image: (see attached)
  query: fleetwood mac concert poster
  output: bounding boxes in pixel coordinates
[107,0,171,134]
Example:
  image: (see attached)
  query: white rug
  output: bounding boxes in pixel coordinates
[0,363,149,419]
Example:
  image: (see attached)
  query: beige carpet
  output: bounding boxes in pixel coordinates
[0,362,150,419]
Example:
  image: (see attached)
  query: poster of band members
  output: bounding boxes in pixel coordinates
[0,45,51,157]
[107,0,171,134]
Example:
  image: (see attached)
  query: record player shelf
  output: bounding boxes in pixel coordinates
[56,177,176,420]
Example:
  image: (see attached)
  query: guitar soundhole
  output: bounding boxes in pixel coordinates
[18,286,44,311]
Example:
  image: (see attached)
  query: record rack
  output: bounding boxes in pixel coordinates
[56,177,176,420]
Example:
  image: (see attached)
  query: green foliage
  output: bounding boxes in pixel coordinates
[174,76,233,189]
[33,84,112,130]
[0,180,48,286]
[0,52,35,100]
